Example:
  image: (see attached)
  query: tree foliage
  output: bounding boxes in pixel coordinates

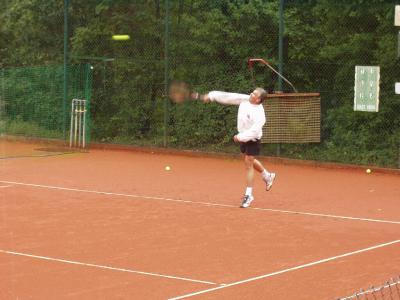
[1,0,399,167]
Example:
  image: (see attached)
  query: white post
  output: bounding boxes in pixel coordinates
[74,103,78,147]
[70,99,87,149]
[78,100,82,147]
[82,100,86,148]
[69,100,75,147]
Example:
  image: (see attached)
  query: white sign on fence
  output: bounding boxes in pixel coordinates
[354,66,380,112]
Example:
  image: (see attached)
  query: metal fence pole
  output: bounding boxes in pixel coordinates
[277,0,285,156]
[163,0,170,147]
[63,0,69,141]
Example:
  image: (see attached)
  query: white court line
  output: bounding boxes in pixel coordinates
[0,185,12,188]
[0,249,218,285]
[168,239,400,300]
[1,180,400,225]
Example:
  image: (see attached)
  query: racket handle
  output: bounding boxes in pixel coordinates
[190,92,210,103]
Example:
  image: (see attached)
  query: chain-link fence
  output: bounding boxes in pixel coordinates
[1,1,399,168]
[0,64,92,142]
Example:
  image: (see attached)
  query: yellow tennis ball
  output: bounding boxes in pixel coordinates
[112,35,130,41]
[366,168,371,174]
[165,166,171,171]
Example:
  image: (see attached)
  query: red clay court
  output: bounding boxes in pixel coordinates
[1,140,399,299]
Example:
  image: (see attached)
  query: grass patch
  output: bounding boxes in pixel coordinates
[2,119,64,139]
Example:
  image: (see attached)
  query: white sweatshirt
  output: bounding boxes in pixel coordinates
[208,91,266,142]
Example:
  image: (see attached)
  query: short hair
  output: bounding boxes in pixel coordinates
[256,87,268,103]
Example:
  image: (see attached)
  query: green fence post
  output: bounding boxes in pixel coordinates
[277,0,284,156]
[85,63,93,146]
[163,0,170,147]
[63,0,69,141]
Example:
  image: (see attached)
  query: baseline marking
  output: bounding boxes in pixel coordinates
[1,180,399,225]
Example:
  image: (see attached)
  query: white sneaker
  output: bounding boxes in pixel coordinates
[240,195,254,208]
[264,173,276,191]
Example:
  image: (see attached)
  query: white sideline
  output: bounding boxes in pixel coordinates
[1,180,399,225]
[0,249,217,285]
[168,239,400,299]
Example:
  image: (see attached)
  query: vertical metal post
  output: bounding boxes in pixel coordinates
[78,101,82,147]
[163,0,170,147]
[69,100,74,147]
[0,69,4,122]
[277,0,284,156]
[63,0,69,141]
[84,64,92,146]
[278,0,284,92]
[74,103,78,146]
[69,99,87,149]
[83,100,86,148]
[398,144,400,169]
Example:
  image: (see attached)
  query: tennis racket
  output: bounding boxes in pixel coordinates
[168,80,203,103]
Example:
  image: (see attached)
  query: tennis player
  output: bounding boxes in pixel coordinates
[192,88,276,208]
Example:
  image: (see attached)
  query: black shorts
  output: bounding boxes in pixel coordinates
[239,139,261,156]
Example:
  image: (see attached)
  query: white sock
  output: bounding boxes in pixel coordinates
[261,169,270,179]
[245,187,253,196]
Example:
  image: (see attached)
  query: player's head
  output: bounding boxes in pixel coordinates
[250,87,268,104]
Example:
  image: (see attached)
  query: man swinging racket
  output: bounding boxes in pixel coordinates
[170,84,276,208]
